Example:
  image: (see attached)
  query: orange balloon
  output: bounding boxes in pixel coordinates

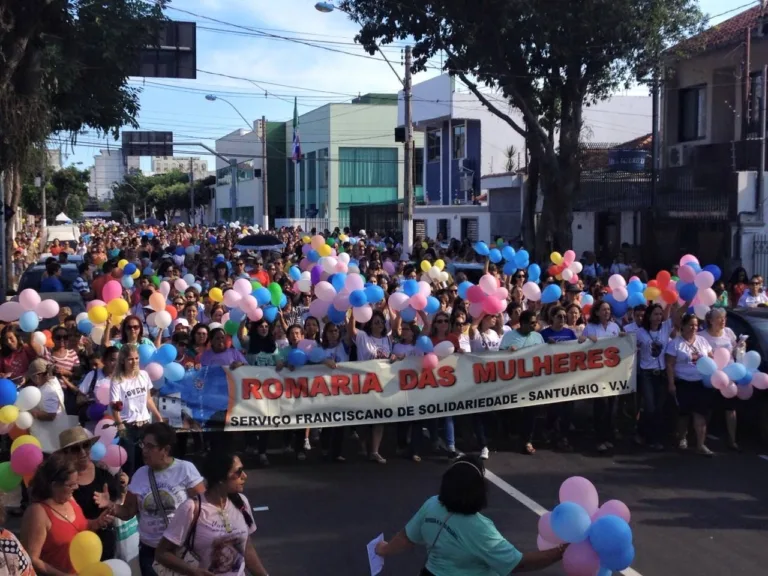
[661,289,678,304]
[647,279,658,288]
[656,270,671,288]
[548,265,559,276]
[23,474,33,487]
[166,305,178,320]
[582,304,592,317]
[46,338,54,348]
[8,426,25,440]
[43,330,52,338]
[149,292,166,312]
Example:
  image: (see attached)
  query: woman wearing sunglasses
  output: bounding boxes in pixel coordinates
[154,451,270,576]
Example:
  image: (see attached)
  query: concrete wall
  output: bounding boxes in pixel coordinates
[214,126,264,224]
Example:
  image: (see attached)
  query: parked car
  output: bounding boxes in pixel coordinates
[17,263,79,292]
[37,292,86,331]
[37,253,84,265]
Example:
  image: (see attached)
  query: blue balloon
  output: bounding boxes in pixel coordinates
[610,300,628,318]
[596,567,613,576]
[155,343,177,365]
[209,235,217,244]
[400,307,417,322]
[736,372,753,386]
[308,347,327,364]
[588,515,633,558]
[230,308,246,323]
[254,287,272,306]
[90,442,107,462]
[112,436,120,445]
[78,320,94,335]
[175,246,185,256]
[600,544,635,572]
[163,362,185,382]
[703,264,721,282]
[541,284,562,305]
[143,266,154,276]
[0,378,18,407]
[87,403,107,421]
[288,348,308,367]
[457,281,473,299]
[214,254,225,264]
[474,241,490,256]
[503,262,517,276]
[289,266,302,281]
[279,293,288,309]
[263,306,279,323]
[582,294,594,306]
[424,296,440,314]
[121,276,134,289]
[701,373,713,388]
[627,279,644,293]
[327,306,346,324]
[402,279,419,297]
[685,262,701,273]
[192,283,202,293]
[489,249,502,264]
[502,245,516,261]
[696,356,717,376]
[349,289,368,308]
[331,273,347,292]
[551,502,592,543]
[232,335,242,350]
[123,263,137,275]
[527,264,541,283]
[307,249,320,262]
[19,310,39,333]
[627,292,646,308]
[678,282,697,302]
[364,285,385,304]
[138,343,155,365]
[415,335,434,353]
[723,362,747,382]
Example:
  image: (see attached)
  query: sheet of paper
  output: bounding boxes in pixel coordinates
[366,533,384,576]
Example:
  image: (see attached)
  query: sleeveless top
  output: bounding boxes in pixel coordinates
[40,499,88,574]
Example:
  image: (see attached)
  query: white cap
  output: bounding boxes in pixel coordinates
[172,319,190,330]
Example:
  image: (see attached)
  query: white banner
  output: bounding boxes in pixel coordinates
[222,336,637,431]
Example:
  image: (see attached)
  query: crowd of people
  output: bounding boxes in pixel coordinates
[0,220,766,575]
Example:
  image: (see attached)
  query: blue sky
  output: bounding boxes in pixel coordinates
[57,0,756,175]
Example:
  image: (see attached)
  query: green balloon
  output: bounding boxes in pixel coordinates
[224,320,239,336]
[151,275,160,287]
[0,462,21,492]
[251,281,262,291]
[326,237,336,246]
[268,282,283,307]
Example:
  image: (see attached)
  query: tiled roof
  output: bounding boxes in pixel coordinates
[671,6,761,58]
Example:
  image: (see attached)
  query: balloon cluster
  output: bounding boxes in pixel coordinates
[674,254,722,319]
[70,531,131,576]
[643,270,679,307]
[116,258,141,289]
[299,252,356,289]
[0,382,44,490]
[462,274,509,316]
[415,336,456,370]
[548,250,583,285]
[301,234,341,266]
[696,349,768,400]
[0,289,61,332]
[474,241,534,277]
[142,342,186,385]
[539,477,634,576]
[90,417,128,468]
[604,275,645,318]
[388,279,438,323]
[312,272,386,324]
[419,259,450,284]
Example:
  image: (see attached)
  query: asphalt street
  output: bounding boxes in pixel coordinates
[243,436,768,576]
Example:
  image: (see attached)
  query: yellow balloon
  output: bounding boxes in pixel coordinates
[79,562,113,576]
[0,405,19,425]
[318,244,332,257]
[550,252,563,265]
[112,315,126,325]
[434,259,445,271]
[106,299,129,317]
[70,531,103,574]
[131,269,141,279]
[644,287,661,301]
[88,306,109,325]
[421,242,428,249]
[339,234,348,242]
[302,236,311,244]
[11,435,41,453]
[209,287,224,303]
[420,260,431,273]
[117,259,129,270]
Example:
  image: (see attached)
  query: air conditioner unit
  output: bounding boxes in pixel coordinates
[667,144,691,167]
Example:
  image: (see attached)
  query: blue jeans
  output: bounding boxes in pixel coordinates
[428,417,455,447]
[639,369,667,445]
[139,543,158,576]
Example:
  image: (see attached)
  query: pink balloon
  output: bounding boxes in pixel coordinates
[494,287,509,301]
[752,372,768,390]
[722,382,738,398]
[678,264,696,284]
[538,512,563,544]
[593,499,631,523]
[418,281,432,297]
[736,384,754,400]
[383,260,395,275]
[0,301,24,322]
[94,382,110,406]
[333,293,350,311]
[309,299,330,319]
[240,295,259,312]
[223,290,242,308]
[466,285,486,304]
[352,305,373,323]
[679,254,699,267]
[247,307,264,322]
[713,348,731,370]
[234,278,253,297]
[345,274,364,292]
[694,271,715,290]
[19,289,41,311]
[221,313,230,325]
[145,362,164,381]
[612,287,629,302]
[315,281,337,302]
[479,274,499,294]
[297,339,316,353]
[710,370,729,390]
[94,419,117,444]
[86,299,106,311]
[468,302,484,318]
[562,541,601,576]
[563,250,576,265]
[422,353,439,370]
[537,535,558,551]
[103,444,128,468]
[35,299,60,319]
[0,423,13,435]
[559,476,599,516]
[568,274,580,285]
[482,297,505,315]
[522,281,541,301]
[11,444,43,475]
[102,280,122,303]
[335,262,348,274]
[629,275,640,282]
[410,294,428,311]
[697,288,717,307]
[174,279,188,292]
[159,281,171,298]
[388,292,410,312]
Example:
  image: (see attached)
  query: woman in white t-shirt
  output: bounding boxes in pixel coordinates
[347,309,393,464]
[109,344,164,476]
[582,301,622,453]
[155,451,269,576]
[665,313,715,455]
[27,359,65,454]
[469,313,503,353]
[96,422,205,576]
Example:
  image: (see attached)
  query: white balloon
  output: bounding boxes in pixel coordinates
[75,312,89,323]
[569,261,583,274]
[155,310,172,329]
[297,279,312,293]
[90,325,105,343]
[439,271,450,283]
[300,271,312,280]
[429,266,441,279]
[14,411,34,430]
[608,274,626,290]
[693,304,710,319]
[208,322,223,330]
[339,252,351,264]
[146,312,157,327]
[104,559,132,576]
[322,257,338,274]
[434,341,455,358]
[183,274,196,286]
[561,269,574,282]
[15,386,42,411]
[31,331,47,347]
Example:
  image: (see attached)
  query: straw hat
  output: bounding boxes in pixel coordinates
[57,427,100,452]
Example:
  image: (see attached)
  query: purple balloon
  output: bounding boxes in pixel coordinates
[562,541,601,576]
[311,265,323,285]
[302,244,311,255]
[559,476,600,516]
[87,403,108,422]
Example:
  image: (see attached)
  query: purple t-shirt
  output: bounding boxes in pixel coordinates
[199,348,247,367]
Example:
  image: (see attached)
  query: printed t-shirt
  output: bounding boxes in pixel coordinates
[109,371,153,423]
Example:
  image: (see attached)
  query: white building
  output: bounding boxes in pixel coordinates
[88,149,139,202]
[151,156,209,180]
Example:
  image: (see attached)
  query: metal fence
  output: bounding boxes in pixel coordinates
[348,201,402,238]
[754,235,768,279]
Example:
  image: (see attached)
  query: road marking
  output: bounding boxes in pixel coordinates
[252,506,269,512]
[486,468,644,576]
[759,455,768,462]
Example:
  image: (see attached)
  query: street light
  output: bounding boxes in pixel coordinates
[315,2,414,253]
[204,94,252,130]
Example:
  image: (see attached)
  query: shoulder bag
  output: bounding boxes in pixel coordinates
[419,513,453,576]
[150,470,202,576]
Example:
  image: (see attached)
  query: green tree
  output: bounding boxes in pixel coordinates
[340,0,704,254]
[112,171,215,223]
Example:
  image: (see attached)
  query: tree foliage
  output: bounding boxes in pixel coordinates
[21,165,90,220]
[111,171,215,222]
[340,0,705,252]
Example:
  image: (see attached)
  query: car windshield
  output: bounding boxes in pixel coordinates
[18,266,77,292]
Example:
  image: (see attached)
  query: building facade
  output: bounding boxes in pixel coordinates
[151,156,209,180]
[88,149,139,202]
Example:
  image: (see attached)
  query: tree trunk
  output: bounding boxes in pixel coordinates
[521,149,538,253]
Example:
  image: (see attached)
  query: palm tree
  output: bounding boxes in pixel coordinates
[505,145,517,172]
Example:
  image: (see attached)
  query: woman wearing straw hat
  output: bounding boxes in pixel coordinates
[56,427,125,562]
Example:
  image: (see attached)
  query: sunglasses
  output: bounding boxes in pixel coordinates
[126,324,142,330]
[63,443,88,455]
[54,334,68,341]
[435,319,449,324]
[231,466,245,478]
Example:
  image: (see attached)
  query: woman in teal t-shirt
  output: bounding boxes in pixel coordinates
[375,456,566,575]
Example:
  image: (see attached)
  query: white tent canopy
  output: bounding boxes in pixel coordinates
[55,212,72,223]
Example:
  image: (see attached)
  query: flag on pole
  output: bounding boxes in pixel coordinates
[292,97,302,164]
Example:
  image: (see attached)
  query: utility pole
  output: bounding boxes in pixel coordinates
[189,157,195,225]
[261,115,269,230]
[743,26,752,140]
[37,167,47,245]
[402,45,414,253]
[230,158,238,223]
[0,171,6,299]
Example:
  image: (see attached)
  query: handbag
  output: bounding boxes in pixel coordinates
[150,469,202,576]
[419,513,453,576]
[29,386,79,453]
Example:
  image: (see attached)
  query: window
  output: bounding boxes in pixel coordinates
[318,148,329,188]
[678,85,706,142]
[427,129,441,162]
[453,122,466,159]
[437,218,449,239]
[461,217,478,242]
[749,71,764,134]
[414,147,424,186]
[339,147,398,187]
[216,167,231,186]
